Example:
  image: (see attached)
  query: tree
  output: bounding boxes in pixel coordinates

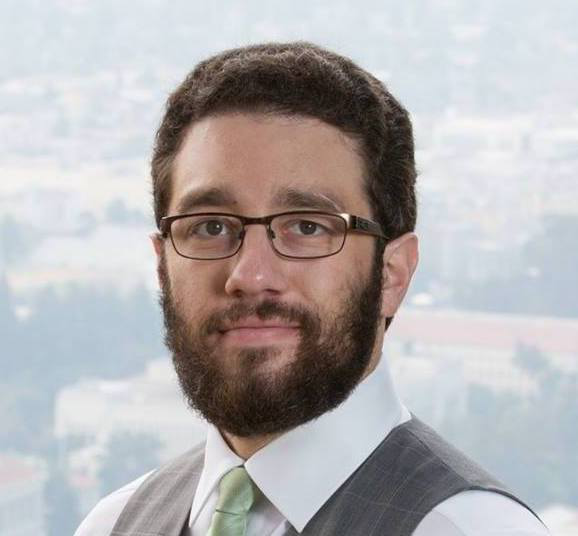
[45,467,81,536]
[98,431,162,496]
[452,214,578,318]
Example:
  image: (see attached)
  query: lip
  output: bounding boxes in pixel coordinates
[218,318,300,345]
[219,317,300,332]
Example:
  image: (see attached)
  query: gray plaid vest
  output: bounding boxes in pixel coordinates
[111,416,541,535]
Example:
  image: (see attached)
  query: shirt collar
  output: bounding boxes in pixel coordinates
[191,351,408,532]
[190,425,244,521]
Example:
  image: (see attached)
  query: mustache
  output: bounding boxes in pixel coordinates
[202,300,317,335]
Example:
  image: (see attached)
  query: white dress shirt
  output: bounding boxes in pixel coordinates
[75,353,549,535]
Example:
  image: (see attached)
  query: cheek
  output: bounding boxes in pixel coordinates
[167,262,216,315]
[301,246,376,310]
[295,262,350,309]
[304,273,334,300]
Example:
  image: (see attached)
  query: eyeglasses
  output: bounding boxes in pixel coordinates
[159,211,387,260]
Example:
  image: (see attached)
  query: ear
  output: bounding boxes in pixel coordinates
[380,232,419,317]
[150,232,166,288]
[150,232,164,259]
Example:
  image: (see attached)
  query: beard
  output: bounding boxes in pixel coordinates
[158,253,384,438]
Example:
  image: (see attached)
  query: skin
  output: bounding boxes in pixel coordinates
[152,112,418,459]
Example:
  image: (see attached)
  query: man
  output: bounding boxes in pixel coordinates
[75,42,549,535]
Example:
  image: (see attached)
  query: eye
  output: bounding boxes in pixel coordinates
[284,218,331,237]
[203,220,226,236]
[190,218,232,237]
[295,220,323,235]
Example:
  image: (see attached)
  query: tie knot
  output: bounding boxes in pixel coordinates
[216,466,257,515]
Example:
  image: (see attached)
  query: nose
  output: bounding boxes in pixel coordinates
[224,224,289,298]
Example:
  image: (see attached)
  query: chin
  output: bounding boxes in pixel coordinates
[228,344,295,373]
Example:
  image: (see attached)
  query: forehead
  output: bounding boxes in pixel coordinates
[169,112,369,214]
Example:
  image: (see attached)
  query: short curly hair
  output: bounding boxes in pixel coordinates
[151,41,417,244]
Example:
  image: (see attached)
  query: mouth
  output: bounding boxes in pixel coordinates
[218,318,300,346]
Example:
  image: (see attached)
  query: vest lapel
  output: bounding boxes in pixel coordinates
[110,417,541,536]
[283,416,541,536]
[111,443,205,536]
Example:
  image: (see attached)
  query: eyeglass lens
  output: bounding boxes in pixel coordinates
[169,212,347,259]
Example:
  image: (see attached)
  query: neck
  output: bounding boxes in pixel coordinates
[220,336,387,460]
[221,430,282,460]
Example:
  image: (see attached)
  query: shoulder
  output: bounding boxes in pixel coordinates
[390,417,499,485]
[73,472,153,536]
[413,490,550,536]
[73,443,206,536]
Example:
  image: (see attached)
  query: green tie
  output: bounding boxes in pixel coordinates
[206,467,258,536]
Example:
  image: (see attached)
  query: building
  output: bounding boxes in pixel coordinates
[0,454,47,536]
[54,358,206,516]
[539,504,578,536]
[385,307,578,425]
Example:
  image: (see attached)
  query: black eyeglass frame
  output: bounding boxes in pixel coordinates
[159,210,388,260]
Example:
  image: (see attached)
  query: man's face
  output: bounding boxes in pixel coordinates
[156,112,388,437]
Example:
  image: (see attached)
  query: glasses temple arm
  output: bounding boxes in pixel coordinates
[350,215,387,239]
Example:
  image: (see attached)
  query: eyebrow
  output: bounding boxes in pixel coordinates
[175,187,237,214]
[272,187,345,212]
[174,185,345,215]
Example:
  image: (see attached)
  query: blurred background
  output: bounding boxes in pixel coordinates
[1,0,577,534]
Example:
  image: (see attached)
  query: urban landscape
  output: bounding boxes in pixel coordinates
[1,0,577,534]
